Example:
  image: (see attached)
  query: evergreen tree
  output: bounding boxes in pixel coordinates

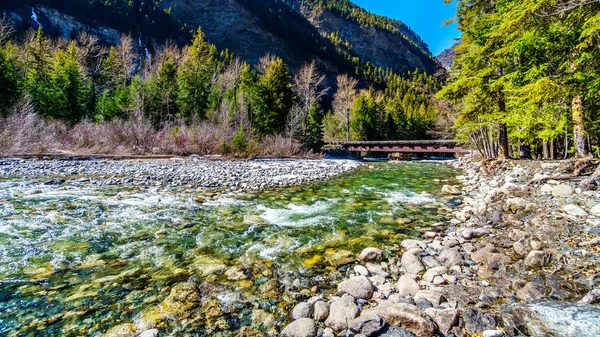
[177,28,217,121]
[0,44,21,115]
[252,58,294,136]
[47,42,89,123]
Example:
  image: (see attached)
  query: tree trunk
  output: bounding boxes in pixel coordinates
[573,95,588,157]
[498,123,509,160]
[542,141,549,160]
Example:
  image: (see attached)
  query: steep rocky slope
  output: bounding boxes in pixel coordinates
[1,0,440,77]
[437,43,457,70]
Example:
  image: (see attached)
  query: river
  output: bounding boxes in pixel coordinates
[0,161,459,336]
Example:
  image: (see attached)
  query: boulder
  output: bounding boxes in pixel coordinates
[360,302,436,336]
[482,330,504,337]
[509,301,600,337]
[349,315,385,336]
[281,318,317,337]
[401,253,425,275]
[325,299,359,331]
[292,302,312,320]
[396,275,420,297]
[338,276,374,300]
[424,308,459,333]
[360,248,384,262]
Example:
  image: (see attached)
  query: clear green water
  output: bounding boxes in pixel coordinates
[0,162,459,336]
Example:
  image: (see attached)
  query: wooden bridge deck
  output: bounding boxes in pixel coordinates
[339,140,467,154]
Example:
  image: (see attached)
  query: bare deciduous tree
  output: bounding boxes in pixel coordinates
[299,1,323,28]
[332,74,358,141]
[117,35,137,84]
[76,32,105,79]
[0,14,15,45]
[257,53,277,75]
[287,61,328,138]
[219,57,245,129]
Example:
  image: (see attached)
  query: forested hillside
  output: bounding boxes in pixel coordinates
[0,0,444,156]
[440,0,600,159]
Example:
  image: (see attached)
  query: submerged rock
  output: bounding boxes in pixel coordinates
[104,323,138,337]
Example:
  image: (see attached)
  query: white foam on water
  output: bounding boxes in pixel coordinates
[384,190,437,205]
[257,200,336,227]
[203,197,247,207]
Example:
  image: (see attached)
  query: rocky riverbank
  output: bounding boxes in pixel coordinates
[0,158,359,191]
[279,159,600,337]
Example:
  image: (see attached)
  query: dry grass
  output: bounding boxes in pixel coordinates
[0,110,316,158]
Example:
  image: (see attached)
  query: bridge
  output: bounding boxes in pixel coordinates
[336,140,468,158]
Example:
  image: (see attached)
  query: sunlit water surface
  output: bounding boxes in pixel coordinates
[0,162,459,336]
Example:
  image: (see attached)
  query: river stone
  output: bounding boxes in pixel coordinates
[463,308,501,333]
[377,325,415,337]
[325,299,359,331]
[442,185,461,195]
[424,308,459,333]
[313,301,329,321]
[397,275,420,297]
[513,241,528,256]
[552,184,574,197]
[360,248,384,262]
[414,290,445,306]
[590,203,600,216]
[482,330,504,337]
[138,330,158,337]
[509,301,600,337]
[292,302,312,320]
[104,323,138,337]
[360,302,436,336]
[563,204,587,217]
[437,248,462,268]
[349,315,385,336]
[338,276,374,300]
[401,239,428,250]
[325,250,355,267]
[225,266,248,281]
[524,250,552,269]
[460,228,491,240]
[354,265,370,276]
[506,198,528,213]
[517,282,547,301]
[423,267,448,283]
[401,253,425,275]
[281,318,317,337]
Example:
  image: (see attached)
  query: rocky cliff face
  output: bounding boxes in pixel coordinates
[2,0,439,77]
[437,44,457,70]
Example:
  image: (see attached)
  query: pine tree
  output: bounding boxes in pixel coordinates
[252,58,294,137]
[0,44,21,115]
[177,28,217,121]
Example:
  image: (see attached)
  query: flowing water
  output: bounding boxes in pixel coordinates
[0,161,459,336]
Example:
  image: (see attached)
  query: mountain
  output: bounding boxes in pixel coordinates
[437,43,457,70]
[1,0,441,81]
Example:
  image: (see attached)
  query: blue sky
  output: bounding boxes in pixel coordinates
[352,0,460,55]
